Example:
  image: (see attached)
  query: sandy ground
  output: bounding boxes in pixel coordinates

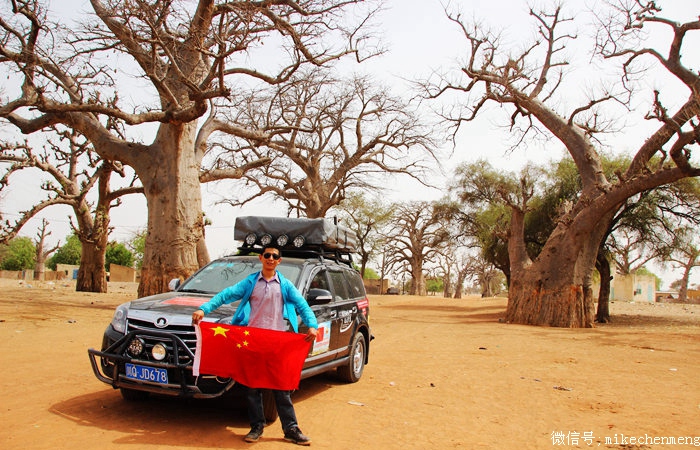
[0,279,698,450]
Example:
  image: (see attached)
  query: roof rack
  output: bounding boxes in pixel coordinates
[236,245,354,267]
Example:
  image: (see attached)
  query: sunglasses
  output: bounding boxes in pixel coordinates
[262,252,281,260]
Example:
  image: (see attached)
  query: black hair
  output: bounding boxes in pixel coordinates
[262,244,282,255]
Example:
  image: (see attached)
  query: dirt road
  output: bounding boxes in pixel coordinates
[1,279,698,449]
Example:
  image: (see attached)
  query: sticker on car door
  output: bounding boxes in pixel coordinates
[311,320,331,355]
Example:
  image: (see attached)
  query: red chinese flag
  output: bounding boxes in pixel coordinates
[193,322,312,390]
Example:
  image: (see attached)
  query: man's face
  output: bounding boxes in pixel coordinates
[259,247,282,269]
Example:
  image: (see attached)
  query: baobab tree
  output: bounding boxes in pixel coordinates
[383,201,448,296]
[32,218,58,281]
[330,192,393,279]
[0,129,141,292]
[0,0,378,296]
[213,70,438,218]
[426,2,700,326]
[662,227,700,303]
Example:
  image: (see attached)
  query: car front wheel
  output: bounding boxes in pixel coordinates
[337,332,365,383]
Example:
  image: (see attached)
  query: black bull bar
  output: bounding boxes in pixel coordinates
[87,329,236,398]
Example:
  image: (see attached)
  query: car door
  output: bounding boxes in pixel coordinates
[326,268,358,359]
[299,268,338,367]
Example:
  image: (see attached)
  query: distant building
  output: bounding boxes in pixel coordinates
[593,272,656,303]
[655,291,679,302]
[109,264,137,282]
[363,278,389,295]
[56,264,80,280]
[656,289,700,304]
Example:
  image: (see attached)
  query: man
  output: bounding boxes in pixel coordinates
[191,245,318,446]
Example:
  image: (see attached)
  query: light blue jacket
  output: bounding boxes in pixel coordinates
[199,271,318,332]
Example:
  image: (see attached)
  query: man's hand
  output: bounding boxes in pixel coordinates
[305,327,318,342]
[191,309,204,325]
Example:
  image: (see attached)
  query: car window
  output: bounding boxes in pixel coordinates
[345,270,366,299]
[329,270,351,301]
[308,270,331,292]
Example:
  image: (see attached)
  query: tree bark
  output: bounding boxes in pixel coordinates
[480,280,493,298]
[33,259,45,281]
[677,267,690,303]
[505,207,613,327]
[507,278,590,327]
[411,262,427,296]
[442,266,452,298]
[453,268,468,299]
[136,123,203,297]
[595,251,612,323]
[196,235,211,268]
[33,223,50,281]
[77,239,108,293]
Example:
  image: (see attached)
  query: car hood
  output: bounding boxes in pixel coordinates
[126,291,239,324]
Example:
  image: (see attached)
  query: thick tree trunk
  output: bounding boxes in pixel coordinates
[34,248,46,281]
[137,123,203,297]
[506,194,617,327]
[506,242,599,327]
[506,277,594,327]
[481,276,493,297]
[453,269,468,299]
[77,240,108,293]
[595,252,612,323]
[74,167,113,293]
[411,273,427,295]
[677,268,690,303]
[33,263,45,281]
[442,268,452,298]
[196,234,210,268]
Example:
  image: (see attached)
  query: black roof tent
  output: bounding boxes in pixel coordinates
[234,216,358,265]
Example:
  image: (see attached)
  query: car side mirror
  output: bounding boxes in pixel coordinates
[307,288,332,305]
[168,278,181,291]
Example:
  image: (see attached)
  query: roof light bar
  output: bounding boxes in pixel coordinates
[244,233,257,246]
[259,233,273,247]
[276,234,289,247]
[292,235,305,248]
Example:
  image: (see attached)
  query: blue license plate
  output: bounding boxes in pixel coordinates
[125,363,168,384]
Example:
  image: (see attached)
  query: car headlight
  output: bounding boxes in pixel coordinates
[110,303,130,334]
[152,343,167,361]
[127,337,145,357]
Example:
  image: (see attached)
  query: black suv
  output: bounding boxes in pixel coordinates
[88,217,371,421]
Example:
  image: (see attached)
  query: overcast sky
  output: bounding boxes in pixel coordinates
[2,0,699,288]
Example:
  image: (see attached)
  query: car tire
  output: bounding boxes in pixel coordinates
[120,388,150,401]
[337,332,365,383]
[262,389,278,424]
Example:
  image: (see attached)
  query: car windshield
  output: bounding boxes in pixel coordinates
[178,258,302,294]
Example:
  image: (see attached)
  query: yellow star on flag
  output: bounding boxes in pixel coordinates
[211,326,228,337]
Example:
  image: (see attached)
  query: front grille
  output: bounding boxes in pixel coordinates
[127,318,197,364]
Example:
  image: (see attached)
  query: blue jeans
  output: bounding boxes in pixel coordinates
[247,387,298,432]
